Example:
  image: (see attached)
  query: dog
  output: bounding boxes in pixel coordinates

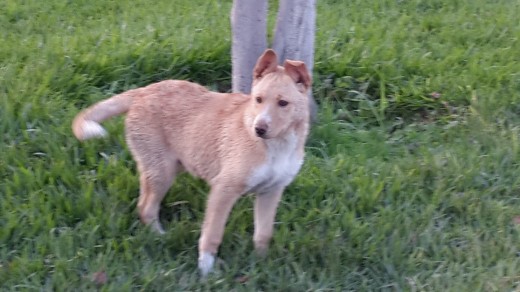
[72,49,311,276]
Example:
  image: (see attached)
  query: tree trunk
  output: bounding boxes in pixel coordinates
[273,0,317,119]
[230,0,268,94]
[273,0,316,76]
[231,0,317,120]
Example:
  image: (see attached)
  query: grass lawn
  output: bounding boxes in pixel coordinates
[1,0,520,290]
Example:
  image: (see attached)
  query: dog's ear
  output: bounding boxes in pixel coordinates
[253,49,278,80]
[284,60,312,92]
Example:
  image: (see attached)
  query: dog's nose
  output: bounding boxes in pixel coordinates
[255,126,267,137]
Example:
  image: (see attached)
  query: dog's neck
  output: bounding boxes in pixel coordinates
[264,130,298,150]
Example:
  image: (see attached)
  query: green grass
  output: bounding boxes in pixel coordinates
[1,0,520,290]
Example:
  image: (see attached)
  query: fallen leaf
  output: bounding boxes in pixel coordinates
[430,92,441,99]
[91,271,107,286]
[234,274,249,284]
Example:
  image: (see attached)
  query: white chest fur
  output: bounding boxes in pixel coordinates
[246,132,303,194]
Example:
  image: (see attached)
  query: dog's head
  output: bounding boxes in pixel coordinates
[247,49,312,140]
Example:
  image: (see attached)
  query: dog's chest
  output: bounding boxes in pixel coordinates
[246,135,303,193]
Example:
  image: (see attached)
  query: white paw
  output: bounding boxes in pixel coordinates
[150,220,165,235]
[198,252,215,277]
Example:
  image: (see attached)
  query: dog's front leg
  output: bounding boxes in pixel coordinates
[198,184,242,277]
[253,186,284,256]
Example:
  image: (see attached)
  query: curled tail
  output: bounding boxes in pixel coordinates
[72,90,136,141]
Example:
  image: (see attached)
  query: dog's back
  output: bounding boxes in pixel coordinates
[124,80,258,184]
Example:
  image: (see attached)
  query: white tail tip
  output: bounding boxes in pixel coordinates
[76,120,108,140]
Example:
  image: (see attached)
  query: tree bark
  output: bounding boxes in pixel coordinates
[230,0,268,94]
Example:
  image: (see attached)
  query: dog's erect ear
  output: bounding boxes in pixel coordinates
[283,60,312,92]
[253,49,278,80]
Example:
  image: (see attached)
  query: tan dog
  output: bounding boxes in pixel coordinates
[72,49,311,276]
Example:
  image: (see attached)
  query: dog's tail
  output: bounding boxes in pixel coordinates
[72,90,136,141]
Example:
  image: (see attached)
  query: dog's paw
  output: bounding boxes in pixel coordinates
[253,239,269,257]
[254,246,268,258]
[150,221,165,235]
[198,251,215,277]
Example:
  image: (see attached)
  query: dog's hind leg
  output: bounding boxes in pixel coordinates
[126,124,178,233]
[136,158,177,234]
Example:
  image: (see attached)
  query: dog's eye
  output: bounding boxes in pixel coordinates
[278,100,289,107]
[256,96,262,103]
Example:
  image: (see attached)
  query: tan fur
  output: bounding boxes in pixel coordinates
[72,49,312,276]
